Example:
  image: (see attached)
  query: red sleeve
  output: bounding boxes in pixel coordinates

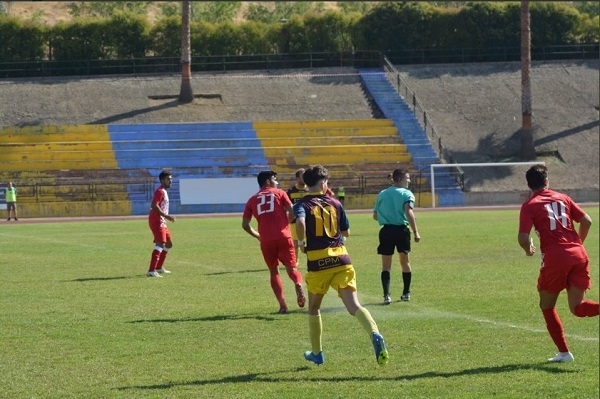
[243,196,255,220]
[518,203,534,234]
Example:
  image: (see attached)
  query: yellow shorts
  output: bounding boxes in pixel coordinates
[290,222,298,240]
[305,265,357,296]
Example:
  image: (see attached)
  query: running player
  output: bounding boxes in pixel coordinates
[294,165,389,366]
[518,164,599,362]
[243,170,305,314]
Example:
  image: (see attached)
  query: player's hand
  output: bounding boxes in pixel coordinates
[526,237,535,256]
[167,215,175,222]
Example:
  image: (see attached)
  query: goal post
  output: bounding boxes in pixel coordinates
[430,162,545,208]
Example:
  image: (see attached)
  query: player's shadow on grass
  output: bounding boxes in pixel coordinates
[127,313,281,324]
[68,276,135,282]
[118,363,576,391]
[204,268,265,276]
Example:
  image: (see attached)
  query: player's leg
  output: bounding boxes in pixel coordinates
[156,233,172,274]
[147,224,166,277]
[399,252,412,301]
[303,271,326,364]
[539,290,572,361]
[261,241,287,313]
[377,226,395,304]
[567,260,599,317]
[280,237,305,308]
[337,266,389,366]
[12,202,17,220]
[397,227,412,301]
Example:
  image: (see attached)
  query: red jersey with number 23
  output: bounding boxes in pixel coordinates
[519,188,588,263]
[243,187,293,242]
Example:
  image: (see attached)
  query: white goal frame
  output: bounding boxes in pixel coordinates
[430,162,545,208]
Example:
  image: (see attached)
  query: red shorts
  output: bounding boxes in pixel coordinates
[537,251,591,293]
[260,236,296,269]
[149,221,171,244]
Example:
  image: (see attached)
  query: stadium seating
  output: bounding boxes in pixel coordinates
[359,69,464,206]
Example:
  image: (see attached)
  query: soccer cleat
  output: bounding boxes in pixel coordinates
[383,295,392,305]
[156,268,171,274]
[547,352,574,363]
[304,351,324,365]
[278,307,288,314]
[401,293,411,302]
[372,332,389,366]
[295,284,306,308]
[146,271,163,278]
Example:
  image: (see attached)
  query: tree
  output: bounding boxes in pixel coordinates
[520,0,536,160]
[179,0,193,103]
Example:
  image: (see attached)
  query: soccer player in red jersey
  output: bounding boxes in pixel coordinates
[294,165,389,366]
[147,170,176,278]
[518,164,598,363]
[243,170,305,314]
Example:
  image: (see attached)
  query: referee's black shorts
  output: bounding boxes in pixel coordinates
[377,224,411,256]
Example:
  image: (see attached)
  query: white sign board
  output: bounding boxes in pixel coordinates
[180,177,258,205]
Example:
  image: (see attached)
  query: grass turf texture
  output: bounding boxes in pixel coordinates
[1,207,598,399]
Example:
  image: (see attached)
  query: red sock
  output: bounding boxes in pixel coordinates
[270,271,286,307]
[148,249,162,271]
[286,268,303,285]
[573,300,600,317]
[542,308,568,353]
[157,250,168,269]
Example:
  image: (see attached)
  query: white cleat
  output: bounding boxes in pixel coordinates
[547,352,574,363]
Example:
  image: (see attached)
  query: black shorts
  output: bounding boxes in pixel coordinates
[377,224,411,256]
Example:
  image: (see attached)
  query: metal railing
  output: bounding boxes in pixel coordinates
[0,44,596,79]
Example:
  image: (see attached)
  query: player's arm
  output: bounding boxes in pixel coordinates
[151,201,174,222]
[242,217,260,240]
[577,213,592,243]
[285,204,295,224]
[405,202,420,242]
[517,232,536,256]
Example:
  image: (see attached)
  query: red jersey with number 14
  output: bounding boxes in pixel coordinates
[519,188,588,260]
[243,187,292,242]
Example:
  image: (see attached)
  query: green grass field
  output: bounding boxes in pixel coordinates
[1,207,598,399]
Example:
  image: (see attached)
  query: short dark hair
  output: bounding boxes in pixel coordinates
[303,165,329,188]
[525,164,548,190]
[257,170,277,187]
[391,168,409,182]
[158,170,172,181]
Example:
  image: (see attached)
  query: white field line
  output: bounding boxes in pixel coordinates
[353,294,599,343]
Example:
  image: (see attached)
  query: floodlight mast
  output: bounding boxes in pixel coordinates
[429,162,544,208]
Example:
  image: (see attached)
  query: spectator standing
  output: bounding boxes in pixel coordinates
[373,168,420,304]
[5,181,18,221]
[336,185,345,205]
[518,164,599,363]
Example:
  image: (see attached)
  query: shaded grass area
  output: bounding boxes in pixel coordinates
[1,208,598,398]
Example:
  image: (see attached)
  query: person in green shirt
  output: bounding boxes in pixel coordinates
[5,181,18,221]
[373,169,420,304]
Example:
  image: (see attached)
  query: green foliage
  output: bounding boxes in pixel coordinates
[50,18,109,60]
[192,1,242,24]
[0,1,597,62]
[0,17,45,61]
[103,11,149,58]
[569,1,600,18]
[148,15,180,57]
[68,1,150,18]
[0,209,598,398]
[336,1,377,14]
[530,2,583,46]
